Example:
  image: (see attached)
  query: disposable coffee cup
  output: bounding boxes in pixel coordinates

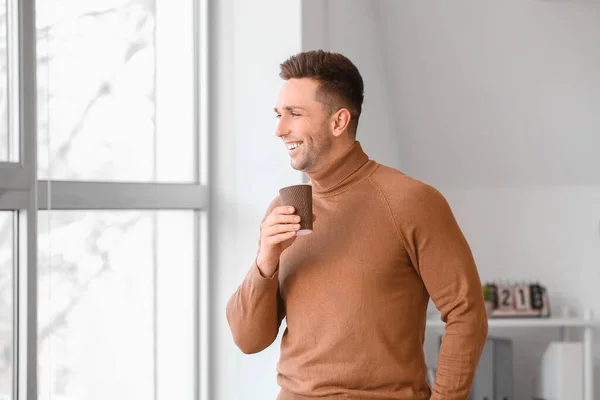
[279,184,313,236]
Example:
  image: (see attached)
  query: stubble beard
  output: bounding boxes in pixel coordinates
[290,123,333,172]
[290,145,312,171]
[291,139,332,172]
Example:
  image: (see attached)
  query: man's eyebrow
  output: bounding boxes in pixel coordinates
[274,106,306,113]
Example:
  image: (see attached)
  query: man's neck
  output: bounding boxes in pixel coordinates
[305,140,357,175]
[305,140,371,196]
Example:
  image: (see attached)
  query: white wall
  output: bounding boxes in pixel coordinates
[333,1,600,399]
[211,1,600,399]
[375,1,600,188]
[210,1,303,399]
[322,0,401,171]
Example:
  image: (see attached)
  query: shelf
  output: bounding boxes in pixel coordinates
[426,312,598,400]
[426,317,600,329]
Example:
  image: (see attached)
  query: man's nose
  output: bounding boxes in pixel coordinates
[275,118,287,138]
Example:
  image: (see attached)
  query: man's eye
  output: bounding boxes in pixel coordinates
[275,114,281,119]
[291,113,300,117]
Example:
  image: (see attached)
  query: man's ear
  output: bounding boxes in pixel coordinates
[330,108,352,137]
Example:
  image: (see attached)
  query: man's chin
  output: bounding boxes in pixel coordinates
[289,162,303,172]
[290,158,308,172]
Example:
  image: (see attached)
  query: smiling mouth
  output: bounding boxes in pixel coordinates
[286,142,303,153]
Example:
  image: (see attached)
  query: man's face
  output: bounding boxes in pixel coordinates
[274,78,333,173]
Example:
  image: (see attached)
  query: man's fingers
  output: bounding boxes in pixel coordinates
[266,231,297,245]
[276,214,300,225]
[265,213,300,227]
[274,205,296,215]
[265,223,300,237]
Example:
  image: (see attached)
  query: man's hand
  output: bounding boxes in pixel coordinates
[256,206,301,277]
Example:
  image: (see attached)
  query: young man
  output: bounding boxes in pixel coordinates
[226,50,488,400]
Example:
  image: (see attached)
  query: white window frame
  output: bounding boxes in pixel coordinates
[0,0,211,398]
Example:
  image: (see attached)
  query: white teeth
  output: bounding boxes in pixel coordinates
[287,143,302,150]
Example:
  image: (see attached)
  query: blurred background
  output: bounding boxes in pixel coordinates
[1,0,599,399]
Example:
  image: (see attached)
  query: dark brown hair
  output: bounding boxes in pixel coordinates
[279,50,364,135]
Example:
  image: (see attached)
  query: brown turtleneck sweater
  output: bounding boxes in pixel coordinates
[226,141,488,399]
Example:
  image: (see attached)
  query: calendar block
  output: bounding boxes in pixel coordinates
[483,281,551,318]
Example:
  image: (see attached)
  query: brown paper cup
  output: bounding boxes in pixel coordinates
[279,184,313,236]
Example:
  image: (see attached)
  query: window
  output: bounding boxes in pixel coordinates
[1,0,19,163]
[0,0,208,398]
[37,0,195,182]
[0,1,8,160]
[0,212,14,399]
[38,211,195,400]
[0,0,8,161]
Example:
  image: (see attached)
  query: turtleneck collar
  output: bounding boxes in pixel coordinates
[306,141,375,196]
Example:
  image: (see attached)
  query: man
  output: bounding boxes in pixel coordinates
[226,50,488,399]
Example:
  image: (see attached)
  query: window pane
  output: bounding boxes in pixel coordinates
[0,0,9,161]
[38,211,195,400]
[0,212,13,399]
[36,0,196,182]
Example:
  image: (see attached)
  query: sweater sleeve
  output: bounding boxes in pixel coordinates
[394,183,488,399]
[225,197,287,354]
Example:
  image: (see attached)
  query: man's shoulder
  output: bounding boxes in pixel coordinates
[370,163,438,196]
[370,163,447,210]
